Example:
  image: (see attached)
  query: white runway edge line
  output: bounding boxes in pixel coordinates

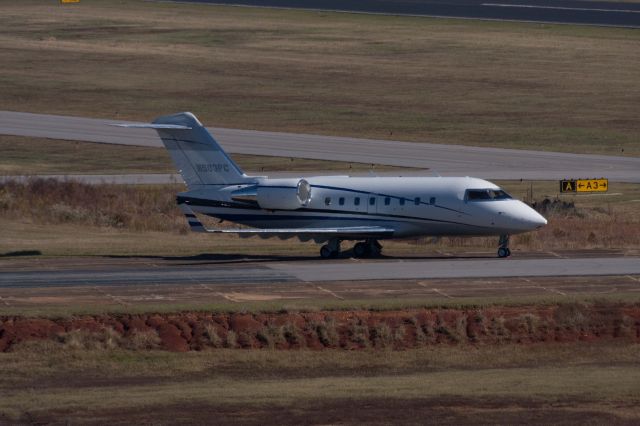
[482,3,640,13]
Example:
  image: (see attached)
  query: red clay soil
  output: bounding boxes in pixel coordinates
[0,303,639,352]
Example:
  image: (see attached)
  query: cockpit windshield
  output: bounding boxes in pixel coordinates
[466,189,512,201]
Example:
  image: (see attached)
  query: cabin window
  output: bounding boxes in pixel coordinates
[399,198,405,206]
[369,197,376,206]
[324,197,331,206]
[354,197,360,206]
[384,197,390,206]
[430,197,436,205]
[414,197,420,206]
[338,197,345,206]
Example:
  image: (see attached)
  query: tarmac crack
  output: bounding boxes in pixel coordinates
[520,278,567,296]
[92,286,131,307]
[313,284,344,300]
[417,281,453,299]
[215,291,241,303]
[196,282,241,303]
[547,251,565,258]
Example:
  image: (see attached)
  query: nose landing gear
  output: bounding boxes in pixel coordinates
[497,234,511,258]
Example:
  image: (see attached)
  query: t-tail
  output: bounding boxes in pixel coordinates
[116,112,254,188]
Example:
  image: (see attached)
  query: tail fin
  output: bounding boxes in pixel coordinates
[118,112,253,187]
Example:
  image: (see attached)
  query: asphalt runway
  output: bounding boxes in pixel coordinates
[186,0,640,28]
[2,255,639,289]
[2,111,639,182]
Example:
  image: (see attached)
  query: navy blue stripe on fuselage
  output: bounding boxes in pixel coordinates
[183,199,489,229]
[177,195,261,210]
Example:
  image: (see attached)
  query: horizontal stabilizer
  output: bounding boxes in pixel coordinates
[111,123,192,130]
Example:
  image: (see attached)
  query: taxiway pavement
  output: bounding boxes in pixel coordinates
[2,111,639,183]
[2,256,639,288]
[185,0,640,28]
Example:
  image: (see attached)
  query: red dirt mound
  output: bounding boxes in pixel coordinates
[0,303,638,352]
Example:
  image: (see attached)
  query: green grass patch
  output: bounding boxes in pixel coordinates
[0,135,409,175]
[1,293,639,318]
[1,343,639,422]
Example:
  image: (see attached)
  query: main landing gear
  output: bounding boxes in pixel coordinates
[497,234,511,258]
[319,239,383,259]
[353,239,382,258]
[320,238,341,259]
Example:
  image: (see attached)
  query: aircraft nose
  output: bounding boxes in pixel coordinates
[524,208,547,229]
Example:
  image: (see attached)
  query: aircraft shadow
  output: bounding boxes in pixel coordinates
[106,251,496,266]
[105,253,313,266]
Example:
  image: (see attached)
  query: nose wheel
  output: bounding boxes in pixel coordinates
[497,234,511,258]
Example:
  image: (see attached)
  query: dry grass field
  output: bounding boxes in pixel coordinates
[1,178,638,258]
[1,0,639,155]
[1,3,639,423]
[1,343,639,424]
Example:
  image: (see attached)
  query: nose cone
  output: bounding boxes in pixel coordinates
[524,208,547,229]
[493,201,547,232]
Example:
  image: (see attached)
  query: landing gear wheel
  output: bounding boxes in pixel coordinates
[353,242,368,258]
[367,239,383,257]
[497,247,509,258]
[320,245,334,259]
[497,234,511,258]
[369,245,382,257]
[320,239,341,259]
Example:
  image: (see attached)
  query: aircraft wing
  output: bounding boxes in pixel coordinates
[179,204,394,239]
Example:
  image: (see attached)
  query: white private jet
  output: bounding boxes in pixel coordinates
[119,112,547,258]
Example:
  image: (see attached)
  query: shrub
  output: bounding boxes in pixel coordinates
[237,332,254,348]
[554,303,589,331]
[125,330,161,350]
[394,325,406,343]
[282,323,303,347]
[519,313,540,335]
[349,320,370,347]
[204,323,222,348]
[314,319,339,347]
[57,330,94,350]
[489,317,510,341]
[371,323,393,348]
[226,330,238,349]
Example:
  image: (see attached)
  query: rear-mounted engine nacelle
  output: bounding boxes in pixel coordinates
[231,179,311,210]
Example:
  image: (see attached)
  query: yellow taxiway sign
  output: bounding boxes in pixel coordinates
[560,178,608,193]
